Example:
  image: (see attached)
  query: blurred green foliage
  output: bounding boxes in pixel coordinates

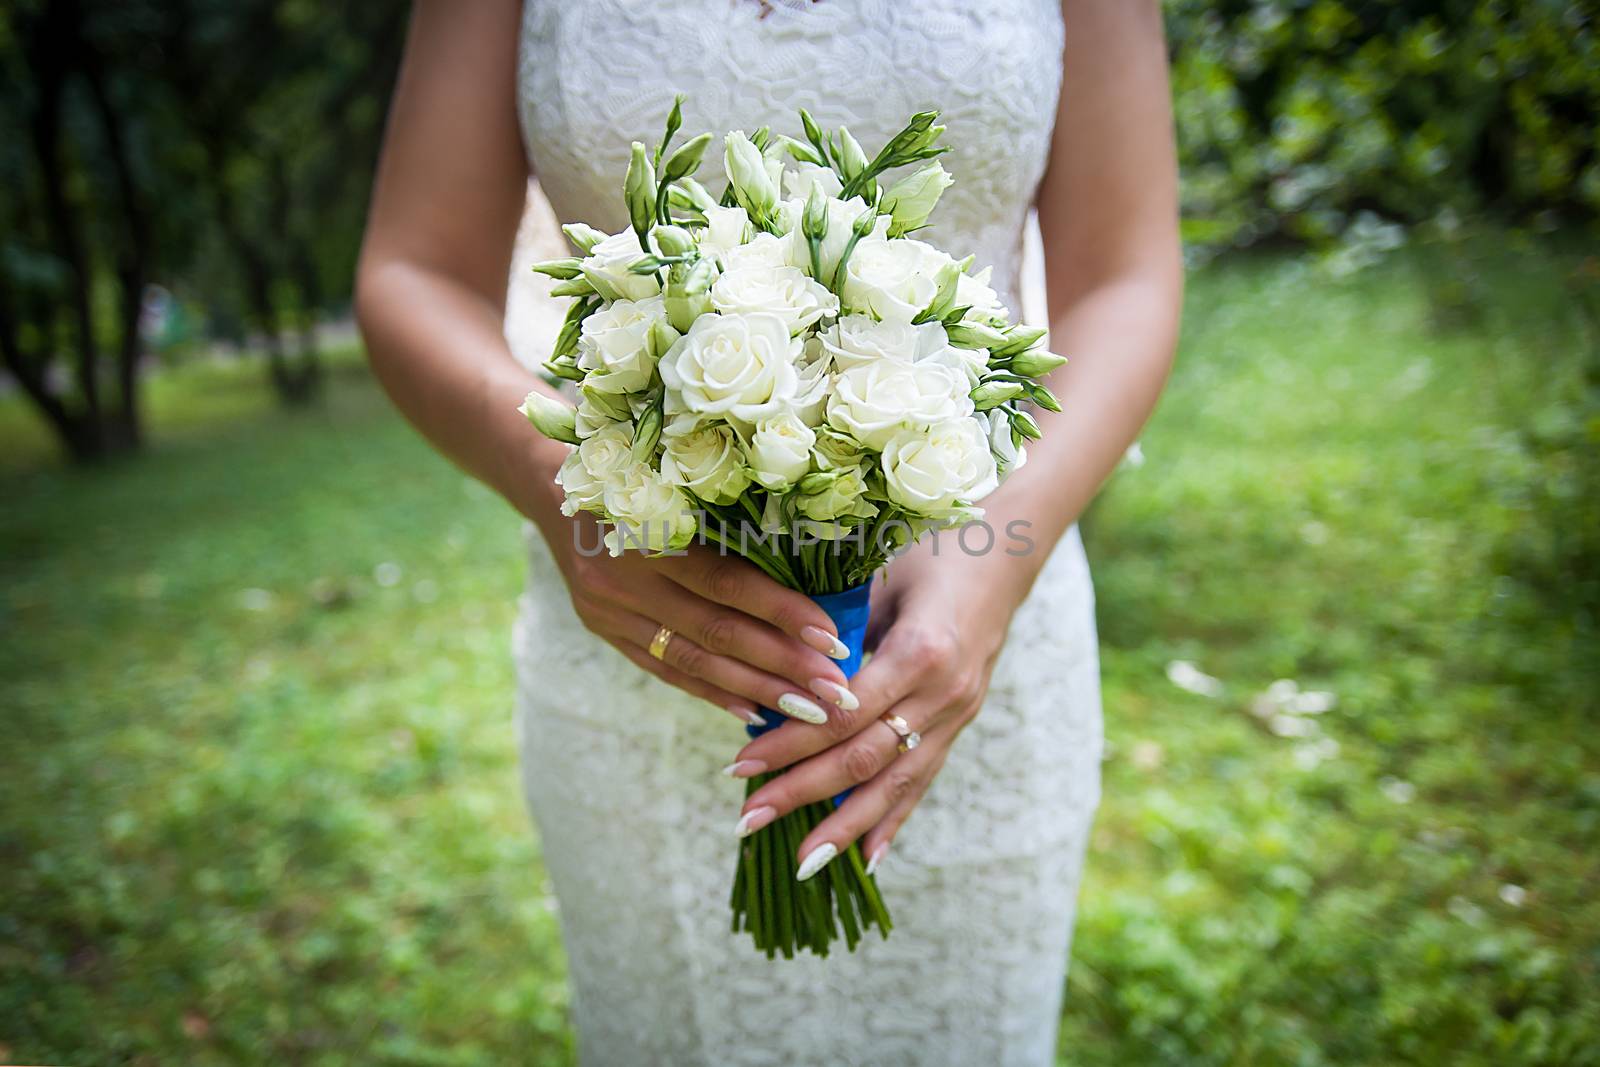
[1168,0,1600,252]
[2,235,1595,1064]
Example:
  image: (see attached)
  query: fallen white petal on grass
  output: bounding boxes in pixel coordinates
[1166,660,1224,698]
[1379,776,1417,804]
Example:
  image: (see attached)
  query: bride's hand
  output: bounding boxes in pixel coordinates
[724,540,1032,876]
[545,511,857,726]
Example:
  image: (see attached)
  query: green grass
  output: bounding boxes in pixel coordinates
[2,234,1597,1065]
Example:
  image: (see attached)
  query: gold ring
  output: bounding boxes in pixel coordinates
[648,625,674,661]
[880,713,921,753]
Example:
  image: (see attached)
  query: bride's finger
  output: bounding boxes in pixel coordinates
[622,615,838,726]
[644,577,853,700]
[612,641,761,726]
[661,547,854,662]
[785,734,943,880]
[856,742,952,874]
[726,622,928,776]
[737,702,931,819]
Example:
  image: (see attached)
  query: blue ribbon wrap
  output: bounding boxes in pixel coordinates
[746,581,872,807]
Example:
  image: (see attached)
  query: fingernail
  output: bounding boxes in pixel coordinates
[796,842,838,881]
[866,844,888,877]
[777,693,827,724]
[734,707,766,726]
[810,678,858,712]
[721,759,766,778]
[734,805,776,838]
[802,625,850,660]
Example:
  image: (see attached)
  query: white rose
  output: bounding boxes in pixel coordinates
[556,422,636,515]
[711,264,838,336]
[777,195,890,283]
[826,358,974,450]
[781,162,843,201]
[719,231,793,273]
[697,205,752,256]
[580,230,661,302]
[919,339,989,385]
[957,265,1008,323]
[840,237,952,322]
[987,408,1027,476]
[821,314,949,371]
[659,312,801,426]
[881,418,999,519]
[789,335,831,427]
[748,411,816,491]
[573,392,623,440]
[660,421,751,505]
[577,296,671,394]
[602,466,699,555]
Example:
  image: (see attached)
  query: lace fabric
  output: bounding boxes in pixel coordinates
[513,3,1103,1063]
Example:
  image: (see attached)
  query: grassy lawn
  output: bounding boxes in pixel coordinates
[2,236,1596,1065]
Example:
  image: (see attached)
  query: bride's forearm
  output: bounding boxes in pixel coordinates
[974,269,1181,605]
[355,259,569,532]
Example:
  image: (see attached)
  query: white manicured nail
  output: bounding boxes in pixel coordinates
[734,806,776,838]
[777,693,827,724]
[866,844,888,877]
[802,626,850,660]
[796,842,838,881]
[810,678,858,711]
[721,759,766,778]
[735,707,765,726]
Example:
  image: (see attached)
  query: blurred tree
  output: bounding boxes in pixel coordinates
[0,0,402,462]
[0,0,158,460]
[158,0,403,405]
[1166,0,1600,252]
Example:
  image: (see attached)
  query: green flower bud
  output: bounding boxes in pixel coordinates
[651,224,696,258]
[1011,409,1043,441]
[946,321,1009,350]
[799,109,825,152]
[882,163,953,237]
[667,178,716,214]
[779,134,825,167]
[519,389,579,445]
[631,401,663,463]
[549,276,598,298]
[661,131,713,184]
[724,131,778,220]
[971,380,1026,410]
[624,141,657,245]
[835,127,869,180]
[913,261,962,324]
[797,470,839,495]
[562,223,608,254]
[802,180,829,242]
[1008,348,1068,377]
[648,319,681,361]
[1027,382,1063,413]
[551,318,581,360]
[664,258,716,331]
[992,324,1048,357]
[530,257,583,280]
[581,385,632,423]
[543,354,584,383]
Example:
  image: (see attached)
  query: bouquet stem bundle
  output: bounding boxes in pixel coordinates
[731,770,892,958]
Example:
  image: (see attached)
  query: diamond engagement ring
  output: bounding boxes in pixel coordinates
[881,713,921,753]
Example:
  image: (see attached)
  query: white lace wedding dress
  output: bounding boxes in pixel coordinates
[512,2,1102,1064]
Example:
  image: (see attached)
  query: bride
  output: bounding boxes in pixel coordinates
[356,1,1179,1063]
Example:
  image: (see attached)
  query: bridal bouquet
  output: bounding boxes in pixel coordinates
[519,99,1063,957]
